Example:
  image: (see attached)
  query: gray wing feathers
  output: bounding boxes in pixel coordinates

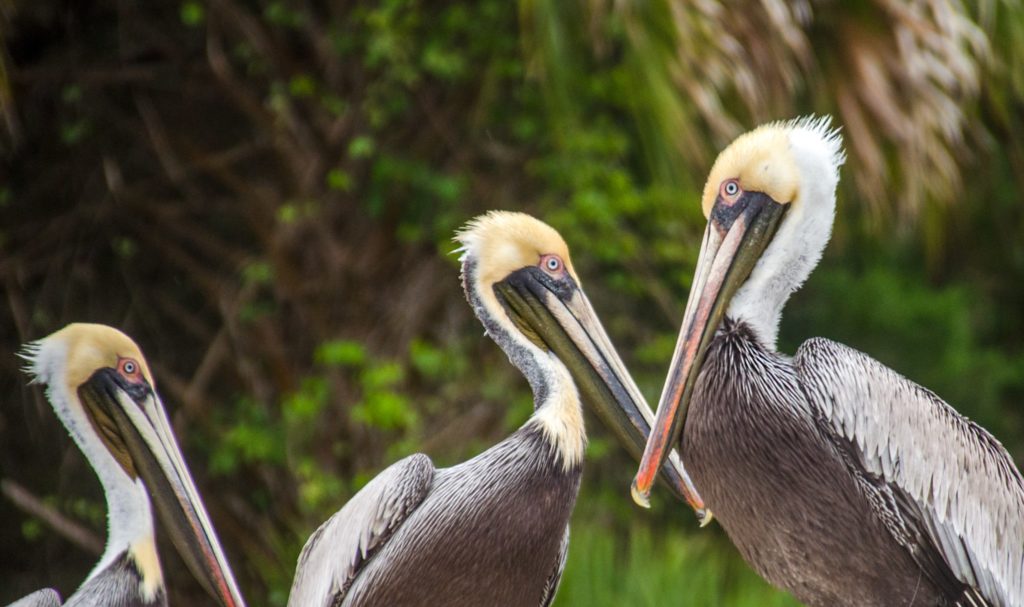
[796,338,1024,607]
[539,526,570,607]
[6,590,61,607]
[287,453,435,607]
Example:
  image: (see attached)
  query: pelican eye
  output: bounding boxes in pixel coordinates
[118,357,142,381]
[722,179,741,198]
[540,254,564,276]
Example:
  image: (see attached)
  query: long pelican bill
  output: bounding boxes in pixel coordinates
[493,266,709,523]
[631,192,787,507]
[78,368,246,607]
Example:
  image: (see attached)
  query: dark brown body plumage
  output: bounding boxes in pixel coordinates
[684,320,952,607]
[341,427,581,607]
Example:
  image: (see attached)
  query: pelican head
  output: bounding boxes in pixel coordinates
[23,324,245,607]
[632,117,845,506]
[458,211,707,520]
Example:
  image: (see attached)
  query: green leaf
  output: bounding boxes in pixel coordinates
[316,340,366,367]
[327,168,353,192]
[352,391,415,430]
[362,361,403,390]
[180,1,204,26]
[289,74,316,98]
[348,136,377,159]
[409,339,445,379]
[242,261,274,285]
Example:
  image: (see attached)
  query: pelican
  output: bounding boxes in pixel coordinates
[8,324,246,607]
[287,211,706,607]
[631,117,1024,606]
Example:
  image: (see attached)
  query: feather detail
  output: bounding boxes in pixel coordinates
[797,337,1024,607]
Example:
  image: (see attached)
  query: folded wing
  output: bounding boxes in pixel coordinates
[796,338,1024,607]
[6,589,61,607]
[286,454,434,607]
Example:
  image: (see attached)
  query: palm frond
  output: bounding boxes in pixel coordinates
[524,0,999,222]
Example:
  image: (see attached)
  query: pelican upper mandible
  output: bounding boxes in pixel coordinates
[8,324,245,607]
[286,211,705,607]
[631,117,1024,606]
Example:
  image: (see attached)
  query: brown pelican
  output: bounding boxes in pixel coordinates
[287,211,706,607]
[631,117,1024,606]
[8,324,246,607]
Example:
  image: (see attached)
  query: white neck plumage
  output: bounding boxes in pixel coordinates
[726,128,841,352]
[30,346,164,599]
[526,353,586,472]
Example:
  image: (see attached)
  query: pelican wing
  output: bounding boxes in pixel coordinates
[539,526,570,607]
[796,338,1024,607]
[6,589,61,607]
[286,453,435,607]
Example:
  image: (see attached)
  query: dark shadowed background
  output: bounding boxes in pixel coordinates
[1,1,1022,605]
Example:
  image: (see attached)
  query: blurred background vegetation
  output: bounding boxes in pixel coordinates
[1,0,1022,605]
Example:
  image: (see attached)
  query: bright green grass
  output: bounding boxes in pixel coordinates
[556,520,801,606]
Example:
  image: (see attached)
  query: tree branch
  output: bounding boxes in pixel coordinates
[1,478,104,556]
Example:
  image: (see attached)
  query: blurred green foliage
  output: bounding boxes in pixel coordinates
[560,520,799,607]
[1,0,1023,606]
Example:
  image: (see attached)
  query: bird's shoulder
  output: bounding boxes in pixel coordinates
[5,589,61,607]
[287,453,435,607]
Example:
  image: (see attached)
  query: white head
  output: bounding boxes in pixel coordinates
[22,324,246,607]
[632,117,845,504]
[452,212,709,516]
[707,116,845,348]
[455,212,589,469]
[24,324,162,593]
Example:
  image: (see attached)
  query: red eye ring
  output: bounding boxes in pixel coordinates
[118,357,142,381]
[540,254,564,275]
[721,179,742,200]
